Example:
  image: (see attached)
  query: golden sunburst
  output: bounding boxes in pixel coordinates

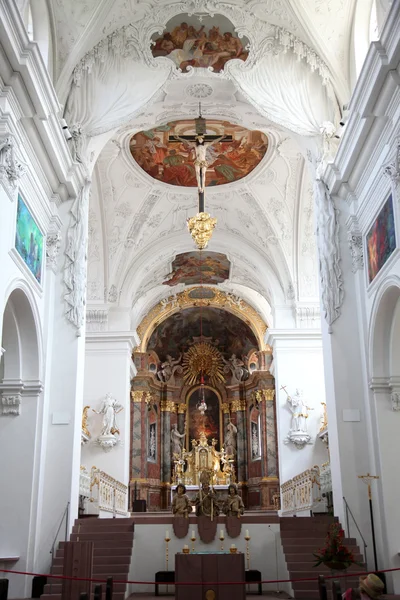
[183,342,225,387]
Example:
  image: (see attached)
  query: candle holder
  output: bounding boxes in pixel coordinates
[165,536,171,572]
[244,534,251,570]
[219,534,225,551]
[190,535,196,553]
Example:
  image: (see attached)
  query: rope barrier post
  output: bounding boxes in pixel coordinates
[94,584,102,599]
[331,579,342,600]
[0,578,9,600]
[318,574,328,600]
[105,576,113,600]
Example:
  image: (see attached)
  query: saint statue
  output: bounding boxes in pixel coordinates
[225,419,237,456]
[172,483,191,518]
[93,393,123,437]
[286,389,311,433]
[223,483,244,518]
[176,134,224,192]
[194,482,219,519]
[171,423,186,456]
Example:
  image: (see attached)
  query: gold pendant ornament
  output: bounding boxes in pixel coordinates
[183,342,225,386]
[187,212,217,249]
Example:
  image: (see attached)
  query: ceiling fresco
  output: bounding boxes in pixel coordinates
[130,120,268,187]
[151,14,249,73]
[147,307,259,361]
[163,251,230,286]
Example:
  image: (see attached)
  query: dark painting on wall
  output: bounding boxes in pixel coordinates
[15,194,43,284]
[367,194,396,283]
[187,387,220,449]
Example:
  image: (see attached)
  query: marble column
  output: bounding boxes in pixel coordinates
[232,399,247,484]
[221,402,230,448]
[265,390,278,478]
[161,400,175,483]
[130,391,144,481]
[177,404,187,438]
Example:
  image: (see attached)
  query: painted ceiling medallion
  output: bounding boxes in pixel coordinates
[183,342,225,386]
[164,251,230,286]
[151,14,249,73]
[130,120,268,188]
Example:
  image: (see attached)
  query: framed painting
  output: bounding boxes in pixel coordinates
[15,194,43,284]
[366,193,396,283]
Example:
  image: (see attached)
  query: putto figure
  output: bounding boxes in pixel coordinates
[223,483,244,518]
[172,483,191,518]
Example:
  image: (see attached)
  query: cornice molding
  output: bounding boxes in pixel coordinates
[265,328,322,347]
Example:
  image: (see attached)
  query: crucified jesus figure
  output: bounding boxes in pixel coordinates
[176,134,225,193]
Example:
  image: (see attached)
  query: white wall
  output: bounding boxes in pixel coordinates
[128,522,291,596]
[266,330,328,484]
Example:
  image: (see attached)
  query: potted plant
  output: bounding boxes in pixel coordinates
[313,523,362,570]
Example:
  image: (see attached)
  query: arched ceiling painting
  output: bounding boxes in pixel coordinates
[147,307,258,361]
[151,14,249,73]
[130,119,268,187]
[163,251,230,286]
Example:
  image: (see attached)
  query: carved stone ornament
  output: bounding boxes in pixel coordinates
[284,430,312,449]
[348,233,364,273]
[314,179,344,333]
[391,391,400,411]
[64,179,91,333]
[0,134,26,190]
[1,395,21,416]
[187,212,217,249]
[46,231,62,273]
[97,434,118,452]
[86,309,108,332]
[185,83,213,98]
[383,141,400,182]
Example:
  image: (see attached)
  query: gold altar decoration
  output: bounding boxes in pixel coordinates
[82,406,91,438]
[177,404,187,414]
[134,287,267,352]
[183,342,225,387]
[319,402,328,432]
[160,400,177,412]
[187,212,217,249]
[231,399,246,412]
[173,431,235,487]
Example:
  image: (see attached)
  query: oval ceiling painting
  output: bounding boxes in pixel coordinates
[130,120,268,187]
[151,14,249,73]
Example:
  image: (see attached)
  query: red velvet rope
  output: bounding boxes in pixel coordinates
[1,566,400,586]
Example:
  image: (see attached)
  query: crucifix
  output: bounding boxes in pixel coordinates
[186,105,220,249]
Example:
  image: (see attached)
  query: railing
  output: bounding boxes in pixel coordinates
[79,466,91,498]
[320,462,332,495]
[281,466,326,515]
[89,468,128,515]
[50,501,70,560]
[343,496,368,571]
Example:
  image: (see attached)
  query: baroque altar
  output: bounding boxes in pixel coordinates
[173,431,235,487]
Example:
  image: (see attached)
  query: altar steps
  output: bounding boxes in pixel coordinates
[40,517,135,600]
[280,516,366,600]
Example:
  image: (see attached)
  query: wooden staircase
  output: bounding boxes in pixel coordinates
[280,516,366,599]
[41,517,134,600]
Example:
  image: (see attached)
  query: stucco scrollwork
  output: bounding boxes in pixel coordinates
[46,231,62,273]
[0,134,26,191]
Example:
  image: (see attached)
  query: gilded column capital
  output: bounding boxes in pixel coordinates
[221,402,230,414]
[177,404,187,414]
[251,389,275,404]
[231,399,246,412]
[160,400,177,412]
[131,390,153,404]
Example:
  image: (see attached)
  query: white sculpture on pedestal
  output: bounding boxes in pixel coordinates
[282,386,313,448]
[93,393,123,452]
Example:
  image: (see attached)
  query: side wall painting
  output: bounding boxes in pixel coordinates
[15,194,43,284]
[367,193,396,283]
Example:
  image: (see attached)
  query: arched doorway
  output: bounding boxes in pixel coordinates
[0,285,42,597]
[369,280,400,589]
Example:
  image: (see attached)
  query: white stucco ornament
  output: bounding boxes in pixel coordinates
[282,387,313,448]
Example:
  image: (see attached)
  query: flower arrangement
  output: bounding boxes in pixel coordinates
[313,523,362,570]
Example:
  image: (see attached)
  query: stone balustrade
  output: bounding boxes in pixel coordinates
[79,466,91,498]
[281,465,327,515]
[320,462,332,495]
[85,467,128,516]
